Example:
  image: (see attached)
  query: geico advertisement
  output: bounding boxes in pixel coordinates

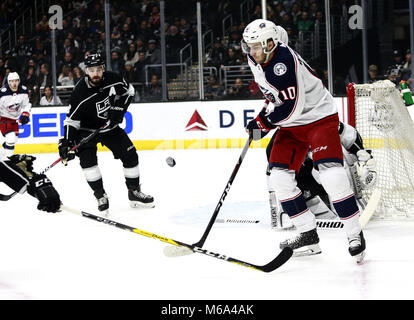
[16,98,347,144]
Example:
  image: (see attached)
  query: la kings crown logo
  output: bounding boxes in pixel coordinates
[96,96,111,119]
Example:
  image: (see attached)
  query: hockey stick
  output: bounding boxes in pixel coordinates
[359,189,381,228]
[60,205,293,273]
[0,121,111,201]
[164,135,254,257]
[216,218,345,229]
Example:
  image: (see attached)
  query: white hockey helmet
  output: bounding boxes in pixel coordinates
[7,72,20,86]
[242,19,280,61]
[276,25,289,45]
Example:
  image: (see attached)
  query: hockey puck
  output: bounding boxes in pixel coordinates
[166,157,176,167]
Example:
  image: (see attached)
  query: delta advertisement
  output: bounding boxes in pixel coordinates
[9,98,349,153]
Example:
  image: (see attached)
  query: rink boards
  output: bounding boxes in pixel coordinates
[10,98,349,153]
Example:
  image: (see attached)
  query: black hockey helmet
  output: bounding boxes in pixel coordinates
[85,50,105,68]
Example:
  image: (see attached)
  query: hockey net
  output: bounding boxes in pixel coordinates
[347,80,414,219]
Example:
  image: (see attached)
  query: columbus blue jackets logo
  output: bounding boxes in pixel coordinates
[274,63,287,76]
[95,97,111,119]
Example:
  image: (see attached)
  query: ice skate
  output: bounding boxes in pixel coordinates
[128,186,154,208]
[280,228,321,257]
[348,231,366,263]
[94,189,109,215]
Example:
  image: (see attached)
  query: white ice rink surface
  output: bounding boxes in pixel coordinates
[0,147,414,300]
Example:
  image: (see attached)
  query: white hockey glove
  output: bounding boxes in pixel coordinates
[356,149,377,189]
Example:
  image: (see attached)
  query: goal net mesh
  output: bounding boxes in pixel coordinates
[349,80,414,220]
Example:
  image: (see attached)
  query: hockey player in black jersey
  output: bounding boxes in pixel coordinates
[0,154,61,212]
[58,51,154,214]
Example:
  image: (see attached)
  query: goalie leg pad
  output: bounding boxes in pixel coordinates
[269,168,316,233]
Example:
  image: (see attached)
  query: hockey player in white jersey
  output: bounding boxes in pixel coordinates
[0,72,31,157]
[242,19,366,262]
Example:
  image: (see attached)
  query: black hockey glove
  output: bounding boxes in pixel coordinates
[19,112,30,125]
[107,104,125,125]
[27,173,61,213]
[58,138,76,165]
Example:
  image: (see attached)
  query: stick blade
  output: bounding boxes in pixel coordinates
[259,248,293,272]
[163,245,193,257]
[359,189,381,229]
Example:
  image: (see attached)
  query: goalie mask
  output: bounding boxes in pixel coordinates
[242,19,280,63]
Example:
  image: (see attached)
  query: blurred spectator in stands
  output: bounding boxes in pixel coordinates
[309,1,320,19]
[11,35,32,73]
[222,48,242,69]
[111,26,124,50]
[144,74,162,102]
[124,43,140,67]
[61,38,78,63]
[290,2,302,25]
[38,15,49,32]
[314,11,324,25]
[120,23,136,52]
[166,25,185,63]
[179,18,195,43]
[228,27,242,52]
[73,66,84,85]
[39,86,63,106]
[123,61,136,83]
[280,13,295,33]
[111,49,124,74]
[226,78,250,100]
[205,75,224,100]
[368,65,382,83]
[30,36,46,62]
[148,5,161,30]
[248,81,263,99]
[274,2,288,21]
[96,32,106,53]
[38,63,53,88]
[206,37,227,69]
[251,4,263,21]
[137,20,154,42]
[82,34,96,53]
[59,52,78,72]
[147,39,162,76]
[385,49,405,83]
[22,66,39,95]
[135,37,147,54]
[58,65,75,87]
[134,51,149,84]
[297,11,314,32]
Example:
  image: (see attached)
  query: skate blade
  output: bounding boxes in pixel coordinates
[354,251,366,264]
[130,201,155,209]
[292,244,322,257]
[98,209,109,217]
